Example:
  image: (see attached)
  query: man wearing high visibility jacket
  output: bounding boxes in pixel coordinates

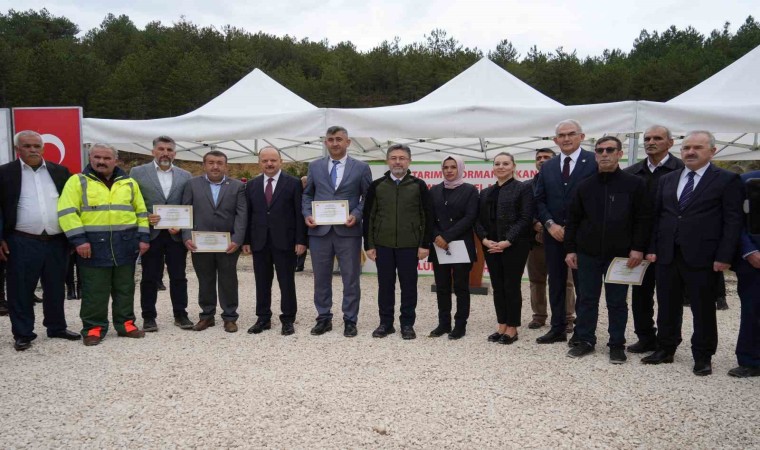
[58,144,151,346]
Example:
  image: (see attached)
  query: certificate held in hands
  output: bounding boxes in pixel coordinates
[154,205,193,229]
[192,231,231,252]
[312,200,349,225]
[605,257,650,285]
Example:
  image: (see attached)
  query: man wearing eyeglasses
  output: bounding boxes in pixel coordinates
[564,137,652,363]
[534,120,597,345]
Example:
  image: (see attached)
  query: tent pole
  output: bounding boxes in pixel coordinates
[627,103,640,167]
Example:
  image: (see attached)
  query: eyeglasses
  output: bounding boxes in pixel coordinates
[556,132,579,139]
[594,147,619,154]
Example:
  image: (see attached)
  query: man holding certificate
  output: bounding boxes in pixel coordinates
[182,151,247,333]
[564,136,652,364]
[130,136,193,332]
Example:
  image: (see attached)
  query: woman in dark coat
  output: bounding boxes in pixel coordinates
[428,155,479,339]
[475,152,535,344]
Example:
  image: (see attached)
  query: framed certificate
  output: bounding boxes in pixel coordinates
[154,205,193,229]
[191,231,231,253]
[605,257,651,285]
[312,200,349,225]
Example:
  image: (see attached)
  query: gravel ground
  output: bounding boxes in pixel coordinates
[0,257,758,449]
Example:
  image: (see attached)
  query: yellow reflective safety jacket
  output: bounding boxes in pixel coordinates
[58,164,150,267]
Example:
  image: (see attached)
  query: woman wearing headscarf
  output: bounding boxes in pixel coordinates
[428,155,479,339]
[475,152,535,344]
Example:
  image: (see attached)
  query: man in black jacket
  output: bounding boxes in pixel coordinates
[564,136,652,363]
[623,125,684,353]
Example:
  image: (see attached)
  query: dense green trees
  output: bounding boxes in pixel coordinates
[1,9,759,118]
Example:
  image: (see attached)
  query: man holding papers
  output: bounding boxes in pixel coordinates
[182,150,247,333]
[130,136,193,332]
[564,136,652,363]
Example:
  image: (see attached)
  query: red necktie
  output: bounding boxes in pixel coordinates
[265,178,273,205]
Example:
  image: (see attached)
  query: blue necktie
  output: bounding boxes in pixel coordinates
[330,160,339,189]
[679,171,695,211]
[395,179,400,185]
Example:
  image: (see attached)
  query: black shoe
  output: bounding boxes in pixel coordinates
[281,322,295,336]
[536,330,567,344]
[33,294,43,304]
[343,322,357,337]
[66,290,76,300]
[716,296,729,311]
[567,342,594,358]
[401,326,416,340]
[14,338,33,351]
[498,333,518,345]
[567,334,580,348]
[727,366,760,378]
[627,339,657,353]
[609,347,627,364]
[295,266,304,272]
[157,281,167,291]
[0,302,8,316]
[310,320,333,336]
[372,324,396,338]
[428,324,452,337]
[174,316,194,330]
[247,320,272,334]
[143,318,158,332]
[448,326,466,340]
[693,359,713,376]
[487,332,503,342]
[48,329,81,341]
[641,349,675,365]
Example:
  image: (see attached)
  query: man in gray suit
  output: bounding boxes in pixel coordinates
[130,136,193,332]
[302,126,372,337]
[182,150,247,333]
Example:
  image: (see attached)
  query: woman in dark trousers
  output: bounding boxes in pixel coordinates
[475,152,534,344]
[428,156,479,339]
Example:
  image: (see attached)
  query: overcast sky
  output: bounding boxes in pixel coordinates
[5,0,757,57]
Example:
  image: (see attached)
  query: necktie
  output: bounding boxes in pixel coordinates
[395,179,401,185]
[265,177,273,206]
[562,156,571,182]
[330,160,339,189]
[679,171,695,211]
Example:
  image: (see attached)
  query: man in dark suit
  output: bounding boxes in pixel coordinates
[130,136,193,332]
[642,130,743,376]
[243,147,306,336]
[534,120,598,344]
[182,150,247,333]
[623,125,684,353]
[302,126,372,338]
[0,130,80,351]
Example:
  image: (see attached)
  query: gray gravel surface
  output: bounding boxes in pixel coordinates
[1,259,757,449]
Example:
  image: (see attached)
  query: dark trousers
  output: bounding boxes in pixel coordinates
[543,230,580,333]
[191,250,240,321]
[631,264,657,342]
[484,241,530,326]
[655,248,718,359]
[6,234,69,340]
[140,230,188,319]
[66,257,81,293]
[376,246,418,327]
[253,240,298,323]
[575,253,629,348]
[432,261,472,327]
[735,262,760,367]
[80,264,137,337]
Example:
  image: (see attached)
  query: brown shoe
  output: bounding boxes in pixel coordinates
[193,318,215,331]
[224,321,238,333]
[528,320,545,329]
[83,335,101,346]
[118,329,146,338]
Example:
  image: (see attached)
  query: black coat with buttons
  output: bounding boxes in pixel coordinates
[427,182,479,264]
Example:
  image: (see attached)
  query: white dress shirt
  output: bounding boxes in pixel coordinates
[561,147,582,176]
[327,155,348,189]
[154,160,173,198]
[677,163,710,200]
[647,154,671,173]
[263,170,282,193]
[16,160,62,235]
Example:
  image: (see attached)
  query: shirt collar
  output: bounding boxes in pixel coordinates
[647,154,670,172]
[19,158,47,171]
[686,162,710,178]
[204,174,226,185]
[330,155,348,165]
[153,160,174,172]
[563,147,582,162]
[265,170,281,182]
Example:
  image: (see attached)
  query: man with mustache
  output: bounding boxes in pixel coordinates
[0,130,80,351]
[130,136,193,332]
[642,131,743,376]
[58,144,151,346]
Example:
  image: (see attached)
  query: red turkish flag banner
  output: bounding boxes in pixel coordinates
[12,107,83,173]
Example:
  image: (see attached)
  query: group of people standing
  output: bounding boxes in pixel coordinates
[1,122,757,379]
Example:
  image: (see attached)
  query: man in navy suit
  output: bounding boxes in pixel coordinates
[243,147,306,336]
[642,131,743,376]
[534,119,598,344]
[302,126,372,337]
[728,170,760,378]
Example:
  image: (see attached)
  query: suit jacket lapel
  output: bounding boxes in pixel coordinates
[10,160,22,206]
[165,169,183,201]
[682,165,718,212]
[148,166,166,202]
[338,157,354,192]
[215,179,230,208]
[270,175,285,206]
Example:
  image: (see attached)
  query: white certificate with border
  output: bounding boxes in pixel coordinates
[154,205,193,229]
[192,231,230,252]
[433,240,471,264]
[605,257,650,285]
[312,200,349,225]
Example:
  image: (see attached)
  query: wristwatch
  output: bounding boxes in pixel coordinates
[545,219,555,228]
